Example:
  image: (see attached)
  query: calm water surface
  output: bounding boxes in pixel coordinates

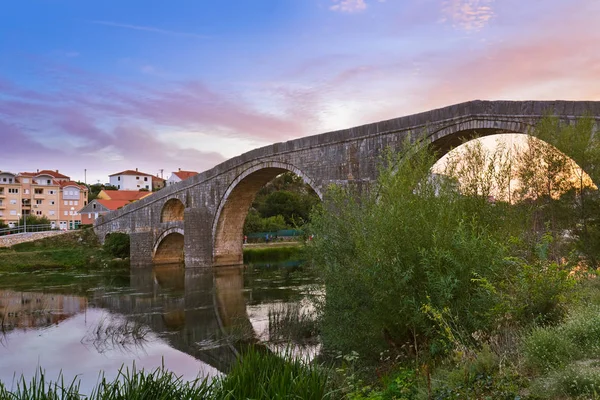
[0,260,321,393]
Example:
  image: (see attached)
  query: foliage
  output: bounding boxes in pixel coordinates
[244,172,320,234]
[19,214,51,227]
[0,219,7,230]
[309,141,513,360]
[103,233,130,259]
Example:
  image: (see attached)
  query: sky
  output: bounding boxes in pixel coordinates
[1,0,599,185]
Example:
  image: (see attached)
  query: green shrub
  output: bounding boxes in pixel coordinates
[103,233,130,259]
[523,326,576,373]
[308,143,509,360]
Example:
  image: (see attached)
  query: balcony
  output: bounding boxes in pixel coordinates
[0,192,5,198]
[33,194,45,200]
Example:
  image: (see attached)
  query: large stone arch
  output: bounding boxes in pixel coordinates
[211,162,322,266]
[153,228,185,265]
[161,198,185,223]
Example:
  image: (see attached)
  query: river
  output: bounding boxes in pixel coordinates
[0,259,321,393]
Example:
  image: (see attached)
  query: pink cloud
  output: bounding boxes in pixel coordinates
[330,0,368,13]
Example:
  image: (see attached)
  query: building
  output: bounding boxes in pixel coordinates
[0,169,88,230]
[166,168,199,186]
[109,168,166,191]
[79,190,151,225]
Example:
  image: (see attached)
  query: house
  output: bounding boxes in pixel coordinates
[79,199,131,225]
[109,168,165,191]
[167,168,199,186]
[0,169,88,230]
[80,190,151,225]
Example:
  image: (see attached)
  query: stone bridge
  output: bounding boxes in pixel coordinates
[93,100,600,267]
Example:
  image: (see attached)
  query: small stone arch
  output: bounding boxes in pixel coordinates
[211,161,322,266]
[153,228,185,264]
[161,198,185,223]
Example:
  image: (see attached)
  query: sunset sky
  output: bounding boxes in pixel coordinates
[2,0,599,184]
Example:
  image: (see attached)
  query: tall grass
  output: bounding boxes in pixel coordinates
[216,346,332,399]
[0,347,332,399]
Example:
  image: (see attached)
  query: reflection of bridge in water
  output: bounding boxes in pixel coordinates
[90,265,260,373]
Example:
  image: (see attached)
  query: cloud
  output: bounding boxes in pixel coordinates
[90,21,208,39]
[330,0,368,13]
[439,0,495,31]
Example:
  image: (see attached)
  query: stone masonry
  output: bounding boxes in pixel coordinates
[93,100,600,268]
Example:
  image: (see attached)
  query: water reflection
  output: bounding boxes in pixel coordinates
[0,260,321,392]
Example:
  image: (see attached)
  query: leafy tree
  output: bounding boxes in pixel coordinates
[0,219,7,230]
[103,233,130,259]
[244,172,320,234]
[88,184,119,201]
[20,215,51,226]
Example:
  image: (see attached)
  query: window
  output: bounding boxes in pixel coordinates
[69,201,73,205]
[24,189,29,194]
[35,200,42,205]
[88,213,91,218]
[136,176,139,180]
[49,190,55,195]
[46,180,51,184]
[64,211,68,216]
[36,211,42,216]
[1,178,5,182]
[144,177,148,182]
[117,185,120,189]
[118,177,121,181]
[0,211,3,216]
[8,188,18,194]
[145,185,149,190]
[9,199,16,205]
[93,203,96,209]
[50,201,55,205]
[22,178,29,183]
[35,188,43,194]
[10,210,16,215]
[49,211,55,216]
[74,201,78,206]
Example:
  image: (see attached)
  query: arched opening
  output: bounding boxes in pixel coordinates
[154,231,185,265]
[161,198,185,223]
[212,164,321,266]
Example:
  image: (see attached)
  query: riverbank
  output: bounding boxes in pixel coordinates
[0,228,125,269]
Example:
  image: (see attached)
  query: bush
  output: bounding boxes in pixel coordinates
[103,233,130,259]
[308,143,509,360]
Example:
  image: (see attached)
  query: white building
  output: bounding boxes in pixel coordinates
[109,169,154,191]
[166,169,199,186]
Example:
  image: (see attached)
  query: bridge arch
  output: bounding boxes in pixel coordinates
[161,198,185,223]
[153,228,185,265]
[212,162,322,266]
[428,118,534,157]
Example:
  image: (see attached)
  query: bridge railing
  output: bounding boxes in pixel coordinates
[0,224,58,237]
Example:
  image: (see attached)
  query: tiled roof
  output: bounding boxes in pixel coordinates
[173,170,198,181]
[100,190,150,201]
[96,199,131,211]
[109,169,154,177]
[152,176,165,183]
[37,170,70,179]
[59,181,88,190]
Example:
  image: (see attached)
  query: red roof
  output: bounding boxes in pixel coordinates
[173,170,198,181]
[59,181,87,190]
[96,199,131,210]
[109,169,154,177]
[100,190,150,201]
[152,176,165,183]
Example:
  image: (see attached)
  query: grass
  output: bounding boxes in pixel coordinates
[0,347,332,400]
[243,244,305,263]
[0,229,124,270]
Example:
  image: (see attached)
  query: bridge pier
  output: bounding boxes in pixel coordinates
[129,231,154,268]
[184,207,214,268]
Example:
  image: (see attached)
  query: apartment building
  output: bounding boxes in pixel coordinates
[0,170,88,230]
